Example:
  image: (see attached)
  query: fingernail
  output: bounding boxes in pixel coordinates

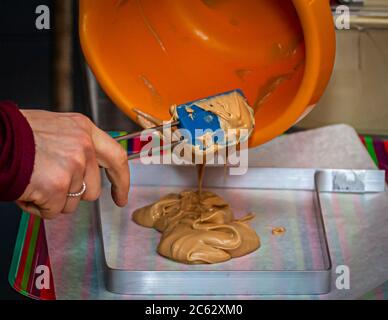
[118,196,128,208]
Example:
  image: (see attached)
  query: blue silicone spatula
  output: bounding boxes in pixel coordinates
[115,89,246,158]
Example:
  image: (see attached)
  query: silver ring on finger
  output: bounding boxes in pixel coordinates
[67,181,87,198]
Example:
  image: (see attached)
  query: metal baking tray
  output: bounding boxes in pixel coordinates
[96,162,385,295]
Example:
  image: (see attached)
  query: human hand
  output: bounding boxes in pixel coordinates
[16,110,130,219]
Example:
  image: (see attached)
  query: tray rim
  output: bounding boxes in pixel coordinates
[97,164,385,295]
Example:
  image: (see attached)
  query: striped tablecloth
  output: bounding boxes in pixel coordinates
[8,133,388,300]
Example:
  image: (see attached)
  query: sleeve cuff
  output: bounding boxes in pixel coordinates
[0,101,36,201]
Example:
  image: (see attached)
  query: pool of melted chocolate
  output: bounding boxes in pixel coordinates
[132,165,260,264]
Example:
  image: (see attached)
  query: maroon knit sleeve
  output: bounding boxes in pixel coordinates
[0,101,36,201]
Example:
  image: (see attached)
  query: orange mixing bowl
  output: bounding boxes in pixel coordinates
[79,0,335,147]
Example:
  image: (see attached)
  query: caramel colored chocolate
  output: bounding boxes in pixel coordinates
[197,164,205,196]
[195,90,255,134]
[132,94,259,264]
[132,190,260,264]
[271,226,286,236]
